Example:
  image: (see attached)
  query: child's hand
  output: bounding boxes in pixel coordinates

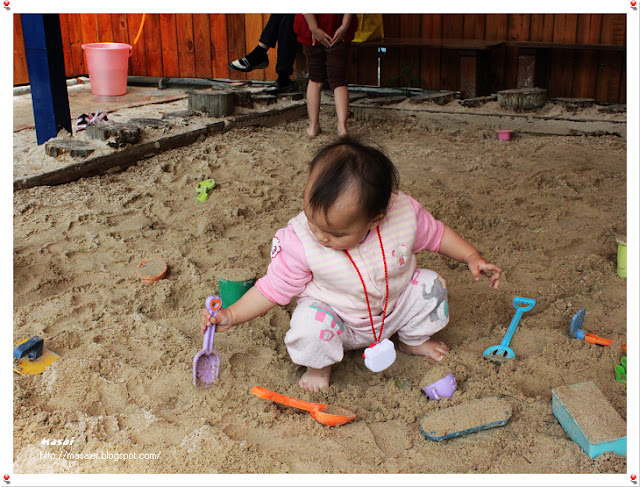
[201,307,234,334]
[311,28,332,47]
[466,252,502,290]
[330,24,349,46]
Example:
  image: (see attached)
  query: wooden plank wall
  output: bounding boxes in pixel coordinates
[13,13,278,85]
[362,13,626,103]
[13,13,627,103]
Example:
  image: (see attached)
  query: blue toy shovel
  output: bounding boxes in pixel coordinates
[483,296,536,363]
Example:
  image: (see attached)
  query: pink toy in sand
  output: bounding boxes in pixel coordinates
[422,373,457,400]
[193,296,222,388]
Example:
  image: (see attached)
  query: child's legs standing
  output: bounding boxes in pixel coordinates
[302,45,327,136]
[326,42,350,136]
[333,86,349,137]
[306,81,323,136]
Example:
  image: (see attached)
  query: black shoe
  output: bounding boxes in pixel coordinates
[228,54,269,73]
[274,80,294,93]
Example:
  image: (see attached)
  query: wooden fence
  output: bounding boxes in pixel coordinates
[13,13,627,103]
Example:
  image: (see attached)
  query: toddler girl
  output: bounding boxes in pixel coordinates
[201,137,502,392]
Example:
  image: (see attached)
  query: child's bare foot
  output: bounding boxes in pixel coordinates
[337,123,348,137]
[298,365,331,392]
[399,339,449,361]
[307,124,321,137]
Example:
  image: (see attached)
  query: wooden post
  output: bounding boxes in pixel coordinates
[460,50,491,99]
[21,14,72,145]
[517,48,537,88]
[497,87,547,111]
[459,53,478,99]
[188,91,235,117]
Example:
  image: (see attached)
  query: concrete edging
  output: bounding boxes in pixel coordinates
[348,104,626,138]
[13,77,90,96]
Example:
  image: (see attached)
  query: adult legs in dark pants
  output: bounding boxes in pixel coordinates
[228,14,297,92]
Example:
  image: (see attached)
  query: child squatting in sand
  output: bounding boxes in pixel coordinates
[201,137,502,392]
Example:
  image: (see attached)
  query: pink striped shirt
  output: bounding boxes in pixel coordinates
[256,192,445,319]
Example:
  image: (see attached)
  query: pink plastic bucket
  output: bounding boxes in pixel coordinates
[82,43,132,96]
[497,129,513,141]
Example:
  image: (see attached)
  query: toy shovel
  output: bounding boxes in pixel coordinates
[251,386,356,426]
[569,308,613,346]
[193,296,222,388]
[483,296,536,363]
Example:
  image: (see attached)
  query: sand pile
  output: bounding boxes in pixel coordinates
[13,108,626,474]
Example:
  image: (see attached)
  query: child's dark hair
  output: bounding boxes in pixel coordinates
[307,136,399,221]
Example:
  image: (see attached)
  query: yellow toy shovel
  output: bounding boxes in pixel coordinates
[13,336,59,375]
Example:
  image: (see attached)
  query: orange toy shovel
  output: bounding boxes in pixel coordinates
[251,386,356,426]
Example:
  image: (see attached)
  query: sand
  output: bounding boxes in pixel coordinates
[13,100,627,474]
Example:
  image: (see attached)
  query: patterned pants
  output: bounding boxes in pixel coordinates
[284,268,449,369]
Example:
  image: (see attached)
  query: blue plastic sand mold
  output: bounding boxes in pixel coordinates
[552,381,626,459]
[419,397,512,441]
[13,336,44,360]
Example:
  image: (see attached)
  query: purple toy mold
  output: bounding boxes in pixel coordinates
[422,373,457,400]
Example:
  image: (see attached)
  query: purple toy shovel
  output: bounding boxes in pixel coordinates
[193,296,222,388]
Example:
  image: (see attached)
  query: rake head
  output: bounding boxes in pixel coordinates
[570,308,586,338]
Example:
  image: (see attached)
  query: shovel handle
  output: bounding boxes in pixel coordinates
[513,296,536,312]
[206,295,222,314]
[203,296,222,353]
[251,386,324,413]
[500,297,536,347]
[584,333,612,346]
[202,325,216,354]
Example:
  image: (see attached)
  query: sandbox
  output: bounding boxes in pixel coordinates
[13,97,627,474]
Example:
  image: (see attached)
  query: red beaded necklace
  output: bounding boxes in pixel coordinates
[344,226,389,344]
